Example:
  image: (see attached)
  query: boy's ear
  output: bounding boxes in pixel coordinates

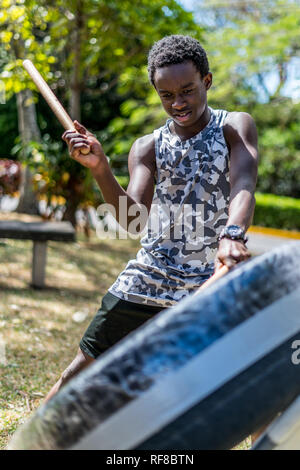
[203,73,213,90]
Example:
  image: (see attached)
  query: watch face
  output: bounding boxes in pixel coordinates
[226,225,244,238]
[231,227,240,235]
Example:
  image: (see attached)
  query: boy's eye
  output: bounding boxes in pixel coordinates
[160,89,194,99]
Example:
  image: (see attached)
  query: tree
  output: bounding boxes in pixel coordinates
[0,0,57,213]
[192,0,300,197]
[2,0,203,224]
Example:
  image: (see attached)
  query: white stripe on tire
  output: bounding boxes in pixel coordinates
[71,287,300,450]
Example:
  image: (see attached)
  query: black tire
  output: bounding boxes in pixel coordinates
[252,395,300,450]
[9,242,300,450]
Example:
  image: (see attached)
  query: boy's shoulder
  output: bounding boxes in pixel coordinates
[224,111,256,129]
[133,120,170,154]
[133,133,155,152]
[224,111,256,137]
[223,111,257,146]
[129,133,156,165]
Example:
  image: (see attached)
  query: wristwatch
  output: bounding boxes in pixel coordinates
[218,225,248,244]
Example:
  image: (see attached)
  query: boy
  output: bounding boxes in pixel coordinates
[45,35,258,402]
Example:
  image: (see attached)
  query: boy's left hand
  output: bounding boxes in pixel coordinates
[215,238,251,271]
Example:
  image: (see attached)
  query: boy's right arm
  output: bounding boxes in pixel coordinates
[62,121,156,231]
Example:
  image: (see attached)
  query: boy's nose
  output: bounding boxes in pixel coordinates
[172,94,186,109]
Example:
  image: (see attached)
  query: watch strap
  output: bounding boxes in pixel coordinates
[218,225,248,244]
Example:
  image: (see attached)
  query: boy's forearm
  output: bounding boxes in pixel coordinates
[226,185,256,232]
[215,186,255,270]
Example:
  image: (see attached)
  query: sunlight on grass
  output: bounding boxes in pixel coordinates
[0,214,139,449]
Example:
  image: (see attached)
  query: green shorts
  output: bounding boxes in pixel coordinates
[80,292,165,359]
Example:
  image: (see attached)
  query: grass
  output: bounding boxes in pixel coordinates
[0,212,252,450]
[0,212,139,448]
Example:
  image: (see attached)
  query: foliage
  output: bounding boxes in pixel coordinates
[253,100,300,198]
[1,0,300,212]
[11,135,102,218]
[199,0,300,106]
[99,66,168,174]
[0,0,56,98]
[0,159,21,196]
[0,0,201,216]
[0,97,18,158]
[41,0,202,178]
[43,0,199,80]
[192,0,300,198]
[254,192,300,230]
[115,175,130,191]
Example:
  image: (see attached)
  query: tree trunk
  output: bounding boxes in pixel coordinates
[63,197,80,227]
[16,88,41,215]
[64,0,84,226]
[62,175,85,227]
[69,0,84,121]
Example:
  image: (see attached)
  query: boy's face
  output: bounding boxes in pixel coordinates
[154,61,212,129]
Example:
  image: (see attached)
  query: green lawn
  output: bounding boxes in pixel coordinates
[0,215,139,448]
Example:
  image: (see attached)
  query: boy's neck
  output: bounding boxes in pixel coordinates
[171,105,211,141]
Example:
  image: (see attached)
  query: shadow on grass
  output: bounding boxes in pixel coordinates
[50,240,138,287]
[0,236,140,297]
[0,241,32,264]
[83,238,139,255]
[0,282,103,300]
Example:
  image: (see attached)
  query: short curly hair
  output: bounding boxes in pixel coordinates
[147,35,209,86]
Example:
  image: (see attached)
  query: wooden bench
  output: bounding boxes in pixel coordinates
[0,220,76,288]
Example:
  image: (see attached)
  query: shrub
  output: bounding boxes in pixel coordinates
[254,193,300,231]
[0,159,21,196]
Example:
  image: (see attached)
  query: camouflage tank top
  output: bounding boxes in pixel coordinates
[109,107,230,307]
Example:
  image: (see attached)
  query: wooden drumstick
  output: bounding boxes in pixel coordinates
[194,265,229,295]
[22,59,90,155]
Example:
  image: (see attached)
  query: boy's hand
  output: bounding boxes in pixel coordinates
[62,121,108,172]
[215,237,251,271]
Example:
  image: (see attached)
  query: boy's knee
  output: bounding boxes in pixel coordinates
[60,348,94,386]
[45,349,94,404]
[60,366,75,386]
